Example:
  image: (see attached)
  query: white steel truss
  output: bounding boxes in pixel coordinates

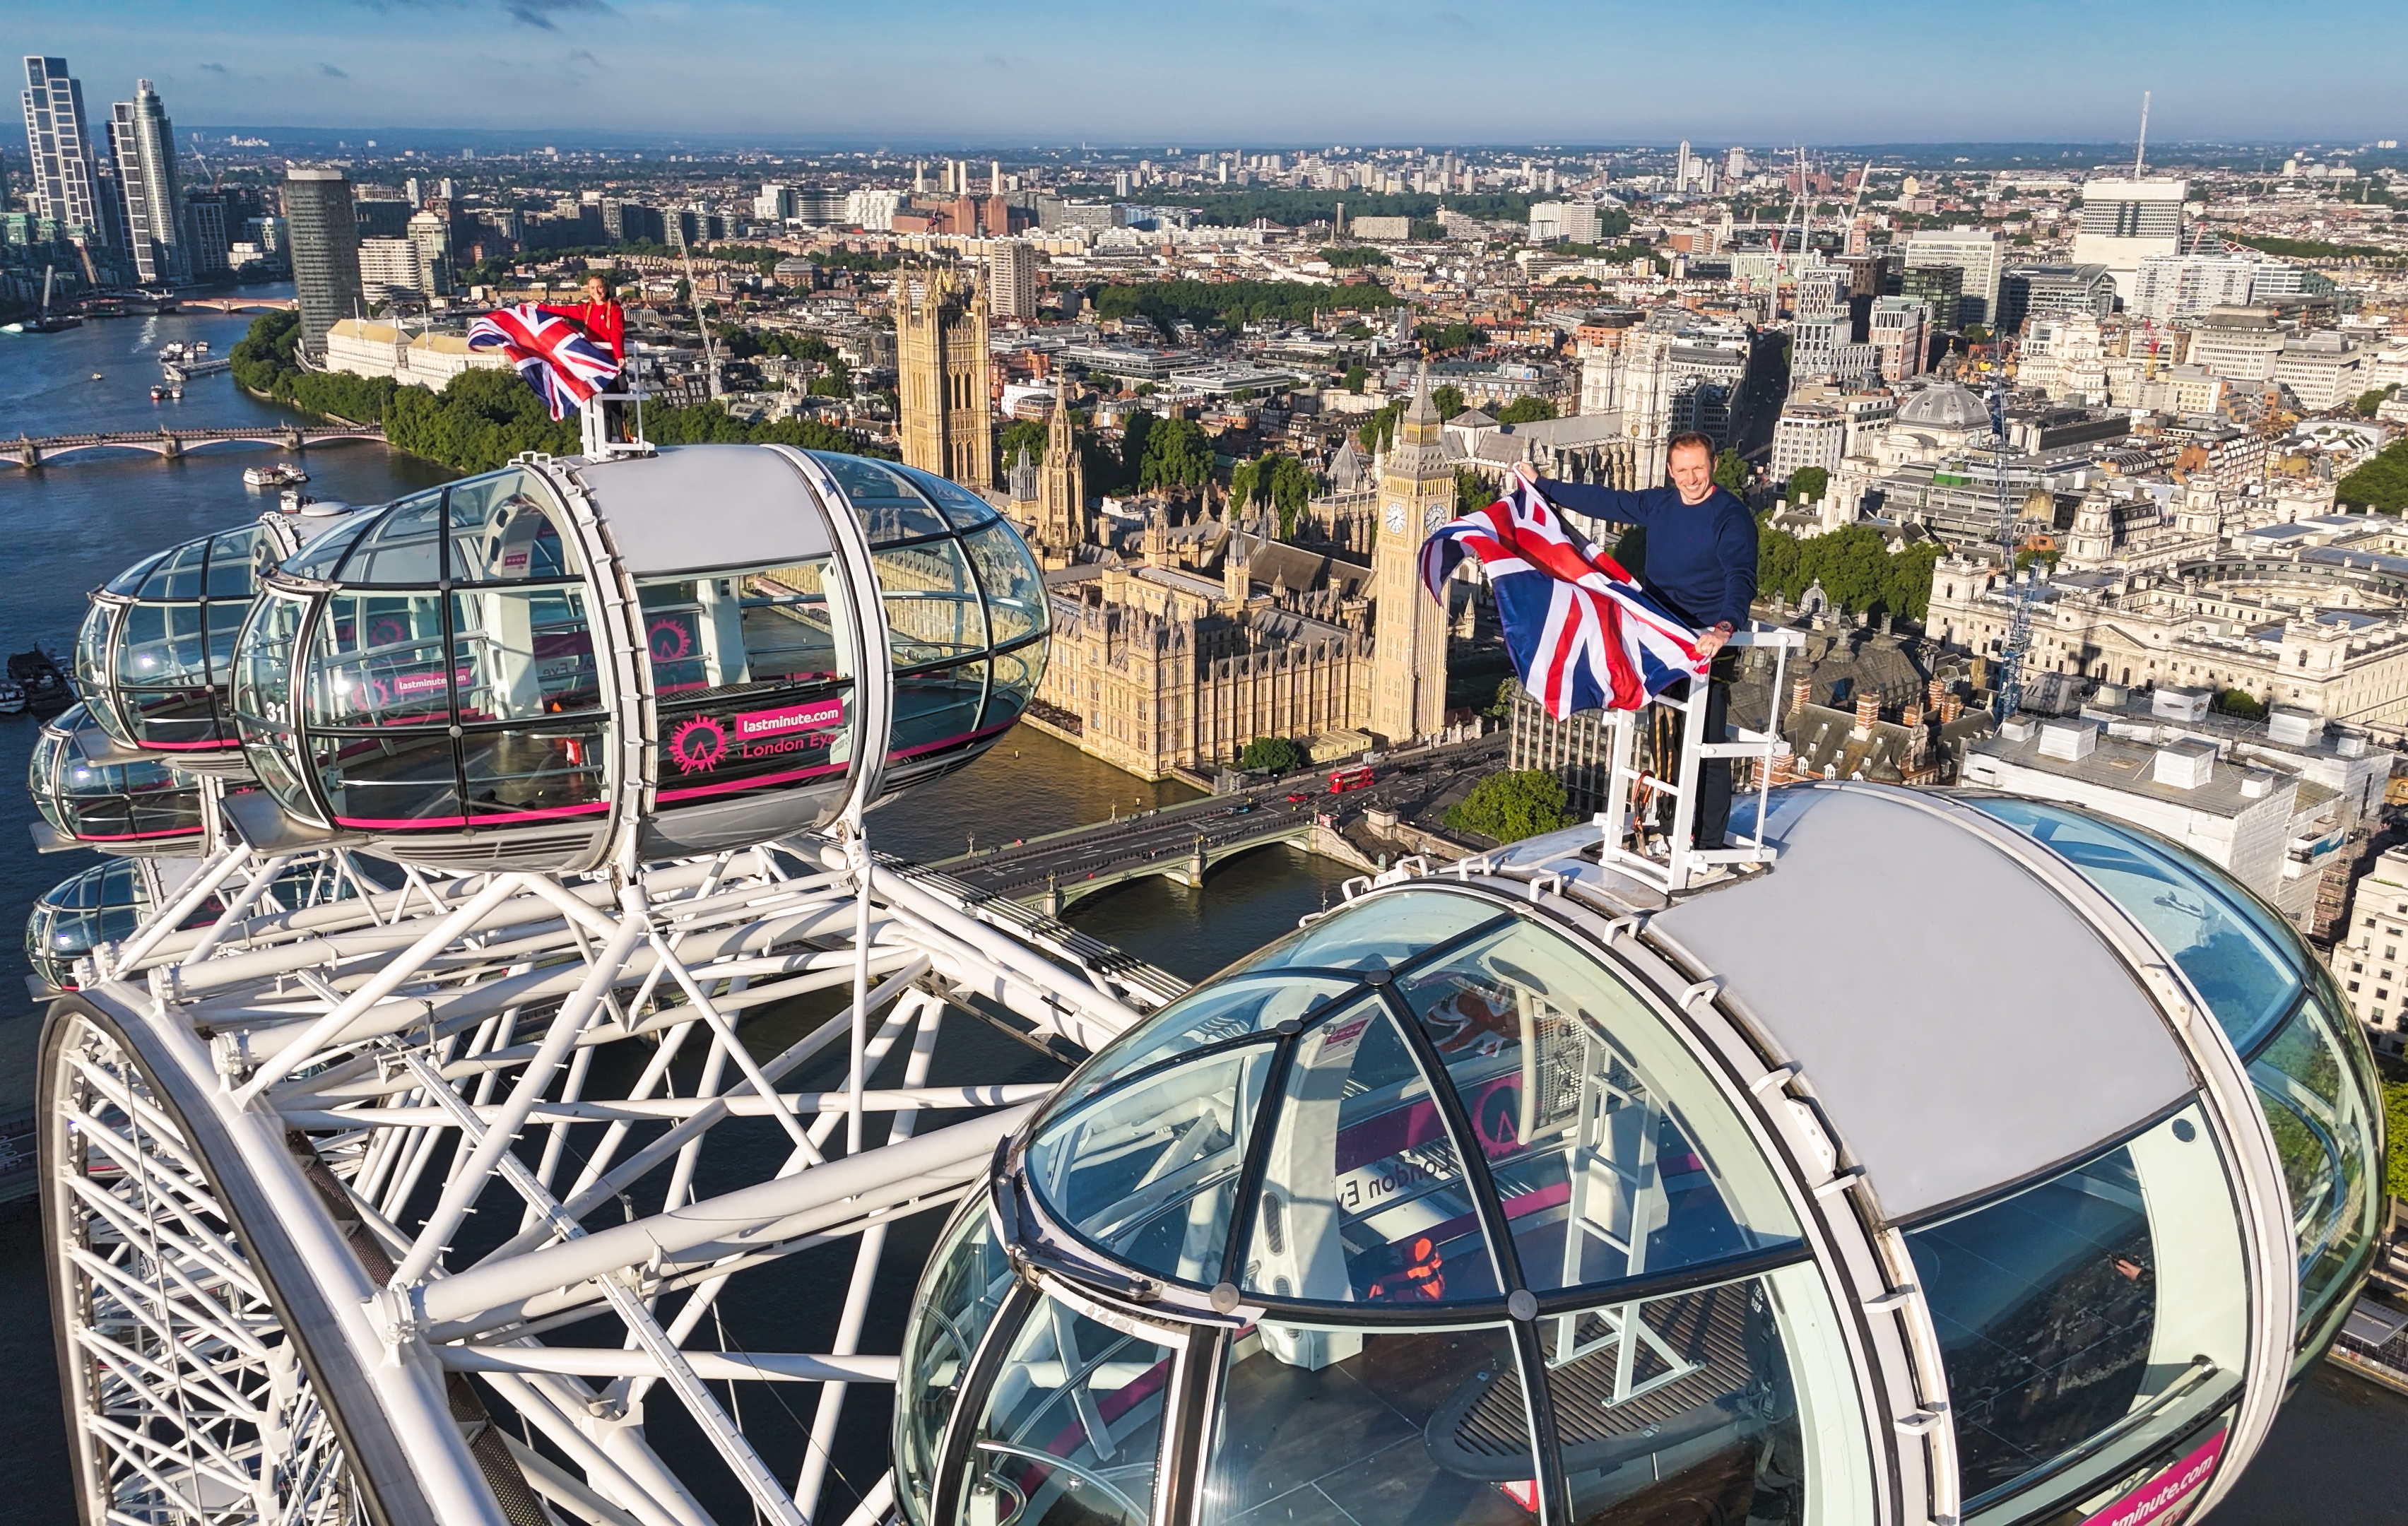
[42,825,1167,1526]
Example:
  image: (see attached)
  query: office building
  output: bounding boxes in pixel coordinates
[2188,306,2286,384]
[845,187,902,231]
[284,165,365,357]
[1527,201,1601,244]
[2071,177,2188,303]
[1903,227,2004,327]
[106,79,185,285]
[2276,332,2361,413]
[1771,406,1847,484]
[2130,254,2262,321]
[1997,264,2115,332]
[182,193,229,276]
[19,56,107,245]
[1869,297,1930,382]
[988,239,1038,322]
[1899,264,1965,332]
[406,209,452,296]
[358,237,423,300]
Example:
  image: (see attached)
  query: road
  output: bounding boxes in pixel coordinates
[936,734,1510,903]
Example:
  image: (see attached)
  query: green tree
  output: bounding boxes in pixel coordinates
[1431,384,1468,420]
[1320,245,1392,268]
[2338,437,2408,514]
[1239,735,1307,774]
[1355,398,1407,453]
[998,418,1048,474]
[1786,466,1829,504]
[1231,451,1316,537]
[1444,769,1570,844]
[1342,364,1369,394]
[2387,1081,2408,1200]
[1485,678,1521,719]
[1121,410,1155,487]
[2356,386,2397,418]
[1713,449,1749,495]
[1454,468,1492,516]
[1138,416,1214,490]
[1962,324,1992,345]
[2214,688,2268,719]
[1090,278,1398,331]
[1495,396,1557,425]
[1414,321,1482,353]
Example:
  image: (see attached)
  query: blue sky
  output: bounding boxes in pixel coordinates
[5,0,2402,146]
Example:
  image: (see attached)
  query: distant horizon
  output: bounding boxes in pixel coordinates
[5,0,2402,145]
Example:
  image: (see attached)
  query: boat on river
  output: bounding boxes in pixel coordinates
[242,463,307,489]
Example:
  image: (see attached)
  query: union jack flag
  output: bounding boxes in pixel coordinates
[466,304,622,421]
[1420,478,1706,718]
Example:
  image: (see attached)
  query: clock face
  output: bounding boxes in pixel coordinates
[1383,501,1406,534]
[1424,502,1448,533]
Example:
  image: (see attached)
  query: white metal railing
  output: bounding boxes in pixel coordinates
[1593,624,1805,894]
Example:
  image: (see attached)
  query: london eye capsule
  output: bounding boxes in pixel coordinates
[27,702,206,851]
[228,444,1047,870]
[73,515,309,769]
[26,854,356,993]
[896,785,2380,1526]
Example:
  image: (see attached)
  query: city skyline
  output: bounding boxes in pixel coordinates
[3,0,2404,145]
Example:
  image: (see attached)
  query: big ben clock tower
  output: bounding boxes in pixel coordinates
[1369,371,1454,745]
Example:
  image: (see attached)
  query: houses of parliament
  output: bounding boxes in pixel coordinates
[893,265,1453,781]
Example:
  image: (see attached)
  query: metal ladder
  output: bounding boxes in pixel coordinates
[1593,624,1805,894]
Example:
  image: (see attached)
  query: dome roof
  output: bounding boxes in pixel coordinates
[1894,382,1992,432]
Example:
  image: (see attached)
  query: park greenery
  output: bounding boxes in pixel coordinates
[2338,437,2408,514]
[231,311,885,477]
[1756,521,1945,622]
[1091,278,1398,332]
[1786,466,1830,504]
[1228,451,1316,538]
[2231,235,2397,264]
[1444,769,1571,844]
[1239,736,1308,774]
[1496,396,1557,425]
[1319,245,1391,268]
[1128,414,1215,491]
[1414,321,1483,353]
[1147,188,1542,230]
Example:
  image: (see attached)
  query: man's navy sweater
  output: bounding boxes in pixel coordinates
[1536,480,1759,632]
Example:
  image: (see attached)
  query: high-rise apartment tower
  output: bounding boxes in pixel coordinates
[20,57,107,244]
[107,79,186,285]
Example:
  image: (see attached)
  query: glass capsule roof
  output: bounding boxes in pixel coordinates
[1024,884,1800,1310]
[76,517,298,756]
[230,448,1046,870]
[28,702,203,848]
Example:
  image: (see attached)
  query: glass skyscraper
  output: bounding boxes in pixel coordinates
[19,56,107,246]
[283,165,364,357]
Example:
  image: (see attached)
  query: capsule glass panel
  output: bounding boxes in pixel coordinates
[952,1296,1179,1526]
[1904,1104,2246,1518]
[25,859,154,991]
[1207,1320,1540,1526]
[80,519,293,756]
[897,1205,1014,1525]
[28,703,203,848]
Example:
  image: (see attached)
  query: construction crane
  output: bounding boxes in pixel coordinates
[670,215,725,401]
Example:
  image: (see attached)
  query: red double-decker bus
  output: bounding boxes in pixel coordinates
[1328,765,1375,794]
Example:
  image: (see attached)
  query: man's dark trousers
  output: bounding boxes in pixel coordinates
[1673,651,1736,850]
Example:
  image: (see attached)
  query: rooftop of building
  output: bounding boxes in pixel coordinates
[1970,716,2295,820]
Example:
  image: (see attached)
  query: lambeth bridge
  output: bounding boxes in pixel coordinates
[6,422,386,468]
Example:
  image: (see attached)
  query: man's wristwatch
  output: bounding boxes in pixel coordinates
[1711,622,1734,637]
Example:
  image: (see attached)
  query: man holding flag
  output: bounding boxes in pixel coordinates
[1507,432,1757,852]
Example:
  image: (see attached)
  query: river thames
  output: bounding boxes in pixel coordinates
[0,302,2394,1522]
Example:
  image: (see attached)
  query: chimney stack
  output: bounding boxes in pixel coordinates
[1927,678,1946,711]
[1903,702,1925,730]
[1792,678,1812,714]
[1853,693,1879,735]
[1940,693,1964,723]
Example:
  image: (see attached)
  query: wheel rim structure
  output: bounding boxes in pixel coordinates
[38,828,1167,1526]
